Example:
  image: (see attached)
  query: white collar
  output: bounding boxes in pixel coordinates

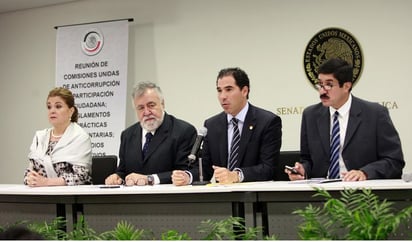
[227,102,249,123]
[330,94,352,117]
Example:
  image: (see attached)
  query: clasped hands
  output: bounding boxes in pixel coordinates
[285,162,367,181]
[105,173,148,186]
[172,165,239,186]
[171,170,190,186]
[26,170,48,187]
[211,165,239,184]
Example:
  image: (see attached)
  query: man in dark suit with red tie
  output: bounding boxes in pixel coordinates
[172,67,282,185]
[105,82,196,186]
[286,58,405,181]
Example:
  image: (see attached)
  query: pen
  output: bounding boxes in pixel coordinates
[99,185,121,189]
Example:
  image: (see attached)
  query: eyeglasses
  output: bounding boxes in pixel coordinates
[314,83,335,91]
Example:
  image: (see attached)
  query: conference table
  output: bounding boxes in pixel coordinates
[0,180,411,239]
[231,179,412,237]
[0,183,252,235]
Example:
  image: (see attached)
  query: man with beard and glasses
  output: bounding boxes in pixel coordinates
[285,58,404,182]
[105,82,197,186]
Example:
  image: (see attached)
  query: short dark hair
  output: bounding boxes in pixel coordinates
[0,226,44,240]
[216,67,250,99]
[317,58,353,87]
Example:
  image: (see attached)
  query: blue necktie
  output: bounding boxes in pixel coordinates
[328,111,340,179]
[228,118,240,171]
[142,132,153,159]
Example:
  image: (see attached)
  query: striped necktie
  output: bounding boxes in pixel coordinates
[228,118,240,171]
[328,111,340,179]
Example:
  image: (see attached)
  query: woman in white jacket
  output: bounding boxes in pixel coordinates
[24,87,92,186]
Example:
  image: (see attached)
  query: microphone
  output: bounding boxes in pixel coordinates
[402,172,412,182]
[188,127,208,163]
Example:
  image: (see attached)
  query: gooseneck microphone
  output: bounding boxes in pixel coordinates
[188,127,208,163]
[188,127,209,185]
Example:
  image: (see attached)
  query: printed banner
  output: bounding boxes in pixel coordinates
[56,20,129,157]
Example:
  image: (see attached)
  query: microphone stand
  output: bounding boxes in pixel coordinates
[189,148,209,185]
[192,157,209,185]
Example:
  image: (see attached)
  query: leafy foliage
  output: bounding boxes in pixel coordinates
[198,216,261,240]
[66,216,100,240]
[3,216,265,240]
[99,220,152,240]
[27,216,66,240]
[293,188,412,240]
[3,189,410,241]
[0,220,28,233]
[160,229,191,240]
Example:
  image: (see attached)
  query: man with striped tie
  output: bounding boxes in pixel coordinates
[286,58,405,181]
[173,68,282,185]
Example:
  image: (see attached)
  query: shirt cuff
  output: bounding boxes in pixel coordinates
[184,170,193,184]
[233,168,244,182]
[153,174,160,185]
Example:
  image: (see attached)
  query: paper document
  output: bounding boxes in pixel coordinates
[290,178,342,184]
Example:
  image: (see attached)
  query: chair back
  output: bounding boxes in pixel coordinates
[91,155,118,184]
[275,151,300,181]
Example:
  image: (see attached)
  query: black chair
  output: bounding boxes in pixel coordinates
[275,150,300,181]
[91,155,118,185]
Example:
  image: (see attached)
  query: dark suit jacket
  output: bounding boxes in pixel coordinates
[115,112,196,183]
[201,103,282,182]
[300,95,405,179]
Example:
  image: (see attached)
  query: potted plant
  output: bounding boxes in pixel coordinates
[293,188,412,240]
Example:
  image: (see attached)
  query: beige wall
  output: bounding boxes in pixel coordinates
[0,0,410,183]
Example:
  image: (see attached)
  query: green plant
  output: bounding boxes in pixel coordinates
[3,215,272,240]
[66,215,100,240]
[0,220,28,233]
[27,217,67,240]
[161,229,191,240]
[99,220,152,240]
[198,216,261,240]
[264,233,278,240]
[293,188,412,240]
